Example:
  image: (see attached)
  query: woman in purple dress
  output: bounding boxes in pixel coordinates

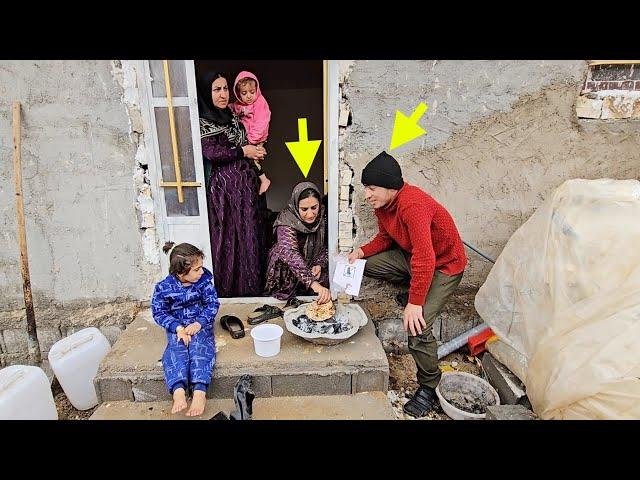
[198,72,267,297]
[264,182,331,304]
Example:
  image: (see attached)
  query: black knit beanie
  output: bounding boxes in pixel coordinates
[361,151,404,190]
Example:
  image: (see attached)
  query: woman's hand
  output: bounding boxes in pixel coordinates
[348,248,364,264]
[184,322,201,336]
[311,265,321,280]
[242,145,266,161]
[311,281,331,304]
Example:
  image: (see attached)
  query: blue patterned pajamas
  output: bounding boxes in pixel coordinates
[151,268,220,395]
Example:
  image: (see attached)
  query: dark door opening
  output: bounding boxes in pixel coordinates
[194,60,326,297]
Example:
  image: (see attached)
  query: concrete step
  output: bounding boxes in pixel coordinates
[90,391,396,420]
[94,304,389,403]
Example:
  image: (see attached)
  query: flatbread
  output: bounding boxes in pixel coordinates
[306,300,336,322]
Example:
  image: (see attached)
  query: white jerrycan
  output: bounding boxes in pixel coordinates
[0,365,58,420]
[48,327,111,410]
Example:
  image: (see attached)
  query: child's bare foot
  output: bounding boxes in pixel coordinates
[186,390,207,417]
[259,176,271,195]
[171,388,187,414]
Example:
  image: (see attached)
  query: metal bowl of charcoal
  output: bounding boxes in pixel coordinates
[283,300,368,346]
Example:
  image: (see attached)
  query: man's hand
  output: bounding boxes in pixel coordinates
[348,248,364,264]
[311,265,321,280]
[177,329,192,347]
[184,322,202,336]
[403,303,427,336]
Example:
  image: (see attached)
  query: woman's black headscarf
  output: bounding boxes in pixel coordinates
[197,71,247,146]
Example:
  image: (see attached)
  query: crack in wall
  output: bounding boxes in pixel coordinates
[111,60,159,266]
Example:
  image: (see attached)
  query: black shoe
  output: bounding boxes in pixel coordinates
[247,305,283,325]
[284,296,303,309]
[395,292,409,307]
[229,374,255,420]
[210,411,229,420]
[403,386,439,418]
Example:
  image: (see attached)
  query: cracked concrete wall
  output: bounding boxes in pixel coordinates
[0,61,158,362]
[339,60,640,347]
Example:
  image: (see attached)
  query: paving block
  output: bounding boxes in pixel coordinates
[485,404,538,420]
[353,368,388,393]
[132,378,171,402]
[95,377,134,402]
[482,352,527,405]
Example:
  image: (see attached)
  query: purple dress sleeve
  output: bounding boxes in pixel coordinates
[312,246,328,270]
[201,134,245,164]
[276,225,315,288]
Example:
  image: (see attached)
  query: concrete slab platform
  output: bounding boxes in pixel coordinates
[90,391,396,420]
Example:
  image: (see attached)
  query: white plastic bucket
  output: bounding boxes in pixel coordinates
[48,327,111,410]
[435,371,500,420]
[250,324,283,357]
[0,365,58,420]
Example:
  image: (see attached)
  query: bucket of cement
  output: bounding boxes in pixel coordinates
[435,371,500,420]
[250,324,284,357]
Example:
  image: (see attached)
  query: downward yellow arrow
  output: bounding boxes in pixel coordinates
[389,102,428,150]
[285,118,322,178]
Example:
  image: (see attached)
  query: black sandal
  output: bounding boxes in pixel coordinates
[284,296,303,309]
[220,315,245,339]
[247,305,283,325]
[403,386,439,418]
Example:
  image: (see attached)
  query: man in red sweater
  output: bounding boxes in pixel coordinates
[348,151,467,417]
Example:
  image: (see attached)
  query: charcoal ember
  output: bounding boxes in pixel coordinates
[292,313,354,335]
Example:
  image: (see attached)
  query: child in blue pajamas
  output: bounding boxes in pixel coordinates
[151,242,220,416]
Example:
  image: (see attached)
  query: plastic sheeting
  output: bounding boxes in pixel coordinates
[475,179,640,419]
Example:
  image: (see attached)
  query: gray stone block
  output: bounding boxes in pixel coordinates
[482,352,527,405]
[272,373,351,397]
[485,404,538,420]
[0,331,5,354]
[353,369,388,393]
[132,378,171,402]
[2,329,28,354]
[37,328,62,353]
[378,319,408,352]
[96,377,134,402]
[208,375,272,399]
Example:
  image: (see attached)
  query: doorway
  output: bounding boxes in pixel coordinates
[194,60,327,298]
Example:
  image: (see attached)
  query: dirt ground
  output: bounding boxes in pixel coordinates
[52,378,97,420]
[386,350,483,420]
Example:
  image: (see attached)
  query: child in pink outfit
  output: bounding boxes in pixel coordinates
[230,71,271,195]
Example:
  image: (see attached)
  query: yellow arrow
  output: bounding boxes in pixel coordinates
[285,118,322,178]
[389,102,428,150]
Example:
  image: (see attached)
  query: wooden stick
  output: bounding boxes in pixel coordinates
[162,60,184,203]
[12,102,42,364]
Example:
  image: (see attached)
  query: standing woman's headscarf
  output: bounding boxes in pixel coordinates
[273,182,327,262]
[197,71,247,147]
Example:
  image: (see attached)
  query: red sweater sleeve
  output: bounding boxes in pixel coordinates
[403,202,436,306]
[360,216,393,257]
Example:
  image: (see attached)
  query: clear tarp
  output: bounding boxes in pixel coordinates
[475,179,640,419]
